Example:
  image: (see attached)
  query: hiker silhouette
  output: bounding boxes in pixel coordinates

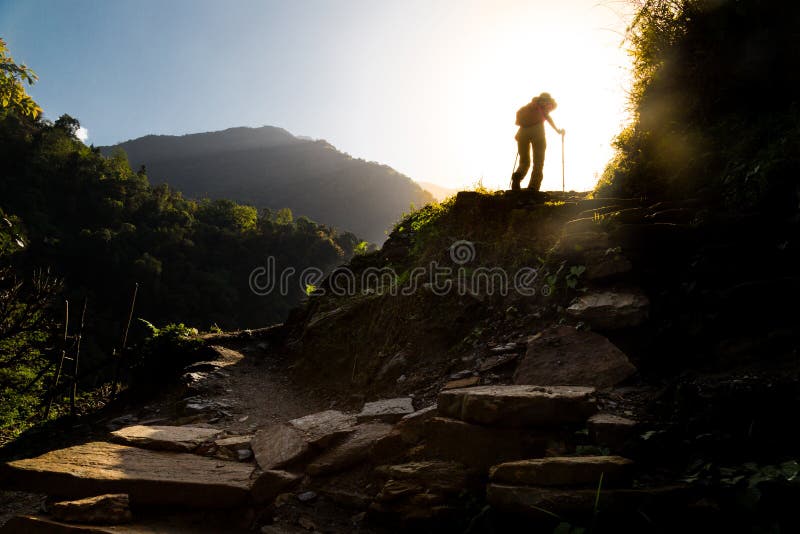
[511,92,564,191]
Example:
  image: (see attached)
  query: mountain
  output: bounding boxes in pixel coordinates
[100,127,434,243]
[416,181,459,202]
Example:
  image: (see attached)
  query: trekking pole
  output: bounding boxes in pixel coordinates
[561,131,566,193]
[510,152,519,189]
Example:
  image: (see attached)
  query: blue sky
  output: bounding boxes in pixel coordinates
[1,0,633,191]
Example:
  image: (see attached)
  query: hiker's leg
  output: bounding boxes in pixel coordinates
[512,137,530,190]
[529,135,547,191]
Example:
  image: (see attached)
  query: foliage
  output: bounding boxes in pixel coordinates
[0,38,41,119]
[0,105,361,436]
[0,211,61,436]
[129,321,204,390]
[597,0,800,212]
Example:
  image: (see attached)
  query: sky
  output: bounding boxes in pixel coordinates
[0,0,634,192]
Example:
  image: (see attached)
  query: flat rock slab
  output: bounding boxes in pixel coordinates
[306,423,393,476]
[251,424,310,471]
[110,425,221,452]
[514,326,636,389]
[50,494,132,525]
[489,456,634,487]
[438,385,596,427]
[1,441,253,508]
[356,398,414,423]
[566,291,649,330]
[288,410,356,447]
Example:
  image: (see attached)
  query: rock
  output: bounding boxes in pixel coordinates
[1,441,253,508]
[513,326,636,389]
[49,494,132,525]
[393,405,438,444]
[288,410,356,447]
[374,461,469,494]
[489,456,634,487]
[442,376,480,390]
[437,385,596,427]
[306,423,393,476]
[414,417,559,471]
[565,290,649,329]
[370,461,471,522]
[489,342,522,354]
[587,413,637,450]
[110,425,221,452]
[297,491,318,503]
[215,435,253,453]
[478,353,518,372]
[356,398,414,424]
[251,424,310,471]
[487,484,687,522]
[251,470,302,504]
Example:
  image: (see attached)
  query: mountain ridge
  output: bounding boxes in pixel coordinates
[100,126,434,243]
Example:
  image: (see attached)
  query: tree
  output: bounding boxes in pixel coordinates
[0,38,42,119]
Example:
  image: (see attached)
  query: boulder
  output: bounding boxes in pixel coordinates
[356,398,415,424]
[2,516,118,533]
[109,425,221,452]
[306,423,393,476]
[587,413,637,450]
[1,441,253,507]
[251,424,310,471]
[437,385,596,427]
[565,290,649,329]
[251,470,302,504]
[489,456,634,487]
[513,326,636,389]
[49,494,132,525]
[288,410,356,447]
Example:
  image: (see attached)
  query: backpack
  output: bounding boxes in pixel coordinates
[515,102,545,127]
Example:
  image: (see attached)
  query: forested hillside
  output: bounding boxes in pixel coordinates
[101,127,435,243]
[0,108,360,437]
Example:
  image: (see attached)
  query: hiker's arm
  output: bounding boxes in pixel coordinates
[545,115,565,135]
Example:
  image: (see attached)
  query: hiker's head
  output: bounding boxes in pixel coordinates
[534,92,557,111]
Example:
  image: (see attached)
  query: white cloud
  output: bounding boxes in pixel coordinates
[76,126,89,143]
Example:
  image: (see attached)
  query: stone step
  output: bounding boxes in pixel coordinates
[109,425,221,453]
[489,456,634,487]
[0,441,253,508]
[437,385,596,427]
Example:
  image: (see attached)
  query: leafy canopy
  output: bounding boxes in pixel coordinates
[0,38,42,119]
